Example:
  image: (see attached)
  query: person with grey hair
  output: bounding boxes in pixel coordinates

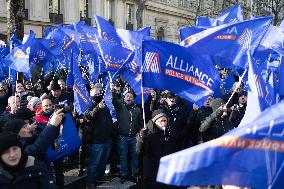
[27,97,41,112]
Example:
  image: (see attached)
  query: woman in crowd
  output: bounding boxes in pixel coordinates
[0,132,57,189]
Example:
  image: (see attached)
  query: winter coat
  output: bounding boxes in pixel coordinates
[144,95,160,123]
[161,104,189,148]
[200,109,235,141]
[0,156,57,189]
[112,92,143,137]
[84,104,113,144]
[0,111,13,132]
[229,105,246,128]
[136,121,180,189]
[185,106,213,145]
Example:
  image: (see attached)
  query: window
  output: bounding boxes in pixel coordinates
[49,0,60,14]
[157,27,165,40]
[105,0,112,20]
[126,3,134,24]
[80,0,88,18]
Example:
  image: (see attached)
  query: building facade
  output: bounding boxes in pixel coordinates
[0,0,253,43]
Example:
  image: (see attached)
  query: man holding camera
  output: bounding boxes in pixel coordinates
[84,83,113,189]
[34,98,65,188]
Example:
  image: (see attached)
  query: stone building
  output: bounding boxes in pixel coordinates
[0,0,253,43]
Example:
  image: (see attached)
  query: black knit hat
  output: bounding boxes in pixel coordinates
[238,91,247,98]
[3,119,26,134]
[50,81,61,91]
[151,109,168,123]
[0,132,22,156]
[165,92,176,99]
[14,107,34,120]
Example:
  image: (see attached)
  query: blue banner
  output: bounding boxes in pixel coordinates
[47,113,82,161]
[181,17,272,69]
[179,26,207,42]
[142,40,221,106]
[157,100,284,189]
[196,3,243,27]
[72,53,92,114]
[5,31,35,75]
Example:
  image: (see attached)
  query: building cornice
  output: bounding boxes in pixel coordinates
[145,1,195,20]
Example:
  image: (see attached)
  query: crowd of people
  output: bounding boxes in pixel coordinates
[0,68,248,189]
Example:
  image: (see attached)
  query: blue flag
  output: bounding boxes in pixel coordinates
[279,56,284,98]
[47,113,82,161]
[72,53,92,114]
[94,15,123,46]
[181,17,272,69]
[96,35,132,72]
[259,25,284,56]
[196,3,243,27]
[239,52,271,126]
[81,53,104,83]
[142,40,221,106]
[74,21,100,54]
[179,26,207,42]
[5,31,35,75]
[157,100,284,189]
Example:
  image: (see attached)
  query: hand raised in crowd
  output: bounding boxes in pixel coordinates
[193,103,199,111]
[231,104,239,111]
[98,100,105,109]
[49,109,65,127]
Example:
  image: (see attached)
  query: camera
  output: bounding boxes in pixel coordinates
[53,104,71,113]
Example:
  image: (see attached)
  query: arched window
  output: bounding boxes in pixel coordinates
[157,27,165,41]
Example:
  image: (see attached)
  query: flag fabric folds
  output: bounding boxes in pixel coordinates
[142,40,221,106]
[196,3,243,27]
[72,53,92,114]
[181,17,272,69]
[157,100,284,189]
[47,113,82,161]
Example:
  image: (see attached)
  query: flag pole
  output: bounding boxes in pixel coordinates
[224,68,247,108]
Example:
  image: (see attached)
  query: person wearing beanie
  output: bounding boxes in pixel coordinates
[0,132,57,189]
[27,97,41,112]
[111,83,143,183]
[200,98,234,141]
[136,109,180,189]
[47,80,72,106]
[14,107,35,123]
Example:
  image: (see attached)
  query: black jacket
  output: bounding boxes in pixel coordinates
[229,105,246,128]
[200,109,234,141]
[112,92,143,137]
[136,121,179,189]
[24,124,60,164]
[161,104,189,148]
[185,106,213,145]
[0,156,57,189]
[84,104,113,144]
